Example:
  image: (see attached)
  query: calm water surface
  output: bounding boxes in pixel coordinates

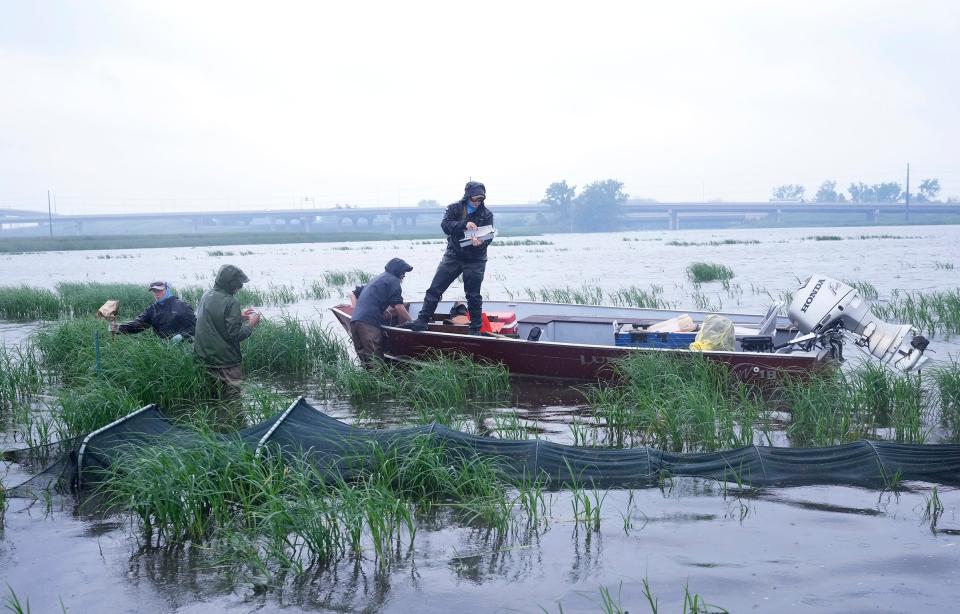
[2,224,959,612]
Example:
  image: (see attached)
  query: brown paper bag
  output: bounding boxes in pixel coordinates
[96,300,120,321]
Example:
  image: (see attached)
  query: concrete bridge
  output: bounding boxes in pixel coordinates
[2,201,958,234]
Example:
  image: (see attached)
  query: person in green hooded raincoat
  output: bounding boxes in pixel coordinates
[194,264,261,422]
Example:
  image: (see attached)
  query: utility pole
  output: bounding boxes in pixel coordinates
[47,189,53,237]
[905,163,911,222]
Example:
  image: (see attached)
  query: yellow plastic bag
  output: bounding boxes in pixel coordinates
[689,314,735,351]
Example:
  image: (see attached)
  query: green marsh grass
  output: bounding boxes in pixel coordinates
[584,353,766,451]
[322,269,374,287]
[398,353,510,415]
[844,279,879,301]
[242,317,348,378]
[497,239,553,246]
[933,360,960,440]
[666,239,759,247]
[55,282,154,318]
[99,433,523,576]
[609,285,675,309]
[783,362,928,446]
[872,288,960,337]
[306,281,332,299]
[35,316,348,434]
[328,360,395,404]
[0,344,44,412]
[0,286,61,320]
[525,285,604,305]
[686,262,734,283]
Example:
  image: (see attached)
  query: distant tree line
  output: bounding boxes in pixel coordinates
[772,178,948,203]
[541,179,628,231]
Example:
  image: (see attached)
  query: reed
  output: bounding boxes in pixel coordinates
[98,432,518,577]
[843,279,879,300]
[666,239,759,247]
[306,281,332,299]
[585,352,765,451]
[489,410,529,440]
[497,239,554,246]
[934,261,954,270]
[807,235,843,241]
[609,285,675,309]
[525,285,604,305]
[321,270,374,287]
[0,344,44,412]
[0,286,61,320]
[55,282,154,318]
[933,360,960,441]
[872,289,960,337]
[783,362,929,446]
[177,285,205,306]
[397,353,510,414]
[328,360,396,404]
[242,317,348,378]
[55,378,143,440]
[686,262,734,283]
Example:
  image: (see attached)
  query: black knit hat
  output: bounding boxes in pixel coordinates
[385,258,413,277]
[463,181,486,200]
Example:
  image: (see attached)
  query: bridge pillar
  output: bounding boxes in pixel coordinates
[75,220,84,236]
[302,217,312,233]
[668,210,680,230]
[867,209,879,223]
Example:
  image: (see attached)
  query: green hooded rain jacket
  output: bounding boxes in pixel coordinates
[194,265,254,368]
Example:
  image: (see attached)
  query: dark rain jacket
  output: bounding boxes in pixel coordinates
[351,258,411,327]
[441,199,494,262]
[118,296,196,339]
[193,265,254,368]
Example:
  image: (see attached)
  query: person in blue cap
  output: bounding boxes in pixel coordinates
[406,180,494,335]
[115,281,196,340]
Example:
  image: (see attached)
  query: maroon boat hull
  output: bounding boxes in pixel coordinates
[332,305,822,383]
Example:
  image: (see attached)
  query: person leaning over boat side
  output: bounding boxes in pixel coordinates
[406,180,493,335]
[350,258,414,367]
[193,264,261,424]
[113,281,196,341]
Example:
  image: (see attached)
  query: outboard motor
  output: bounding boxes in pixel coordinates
[787,275,929,371]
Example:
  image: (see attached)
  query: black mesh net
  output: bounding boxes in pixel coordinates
[7,398,960,497]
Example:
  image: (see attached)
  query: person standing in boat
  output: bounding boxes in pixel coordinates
[406,180,494,335]
[350,258,414,367]
[193,264,261,425]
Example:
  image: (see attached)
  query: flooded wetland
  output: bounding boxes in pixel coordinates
[2,225,960,613]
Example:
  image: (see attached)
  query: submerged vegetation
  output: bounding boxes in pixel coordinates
[0,274,380,320]
[872,288,960,337]
[584,353,766,451]
[666,239,760,247]
[686,262,735,283]
[508,284,675,309]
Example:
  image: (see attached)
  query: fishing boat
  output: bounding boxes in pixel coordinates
[332,300,827,383]
[332,276,931,383]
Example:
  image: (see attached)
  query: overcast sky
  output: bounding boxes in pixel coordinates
[1,1,957,214]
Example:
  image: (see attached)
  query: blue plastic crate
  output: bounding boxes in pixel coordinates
[614,331,698,349]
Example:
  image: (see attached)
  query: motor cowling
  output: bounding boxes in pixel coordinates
[787,275,929,371]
